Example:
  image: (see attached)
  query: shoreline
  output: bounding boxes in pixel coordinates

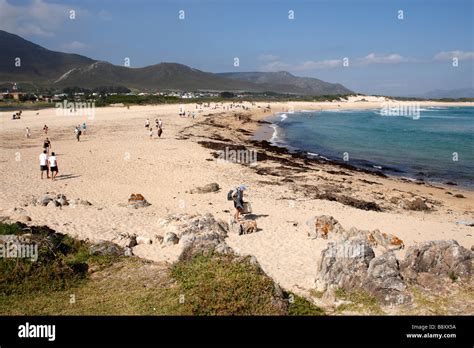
[250,105,474,191]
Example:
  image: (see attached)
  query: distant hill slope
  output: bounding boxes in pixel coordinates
[422,88,474,99]
[217,71,353,95]
[0,30,95,85]
[0,30,353,95]
[53,61,260,91]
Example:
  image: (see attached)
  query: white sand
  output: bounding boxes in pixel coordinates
[1,99,473,297]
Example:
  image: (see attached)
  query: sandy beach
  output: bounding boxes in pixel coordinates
[1,98,473,300]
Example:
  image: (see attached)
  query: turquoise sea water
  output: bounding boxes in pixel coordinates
[267,106,474,188]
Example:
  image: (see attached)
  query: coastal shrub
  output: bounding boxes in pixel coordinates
[0,223,118,296]
[287,293,325,316]
[171,253,324,315]
[171,253,284,315]
[0,223,325,315]
[0,222,23,235]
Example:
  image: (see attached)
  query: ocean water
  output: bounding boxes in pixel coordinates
[267,107,474,188]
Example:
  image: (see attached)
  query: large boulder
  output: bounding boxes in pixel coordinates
[316,239,413,305]
[158,213,230,260]
[363,252,411,305]
[315,239,375,291]
[400,240,472,282]
[307,215,345,239]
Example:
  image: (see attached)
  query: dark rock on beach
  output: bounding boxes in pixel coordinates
[89,240,124,257]
[188,182,220,194]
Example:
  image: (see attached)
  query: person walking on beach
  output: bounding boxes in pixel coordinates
[149,127,154,139]
[48,152,59,181]
[145,118,150,128]
[39,150,49,179]
[43,138,51,155]
[74,126,81,141]
[231,185,247,221]
[81,122,87,135]
[158,119,163,128]
[43,125,48,134]
[25,127,31,138]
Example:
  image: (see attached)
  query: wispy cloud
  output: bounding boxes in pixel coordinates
[259,52,419,72]
[434,50,474,61]
[0,0,82,37]
[358,53,413,65]
[261,58,343,71]
[61,40,88,52]
[257,54,279,62]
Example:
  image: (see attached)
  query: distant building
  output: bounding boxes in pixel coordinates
[0,92,24,100]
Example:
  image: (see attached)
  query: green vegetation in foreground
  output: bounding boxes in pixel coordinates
[334,288,384,315]
[0,223,323,315]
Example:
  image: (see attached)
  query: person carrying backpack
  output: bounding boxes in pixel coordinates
[228,185,247,221]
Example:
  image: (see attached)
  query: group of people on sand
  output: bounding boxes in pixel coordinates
[145,118,163,139]
[12,111,22,120]
[179,111,196,118]
[39,147,59,181]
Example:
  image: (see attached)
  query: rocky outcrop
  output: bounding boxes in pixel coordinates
[128,194,151,208]
[363,252,411,305]
[315,237,472,306]
[34,194,70,207]
[315,239,410,305]
[316,239,375,291]
[400,240,472,283]
[307,215,404,251]
[307,215,345,239]
[188,182,220,194]
[158,213,231,260]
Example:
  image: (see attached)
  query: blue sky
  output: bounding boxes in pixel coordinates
[1,0,473,95]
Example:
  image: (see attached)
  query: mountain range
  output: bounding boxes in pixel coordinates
[0,30,352,95]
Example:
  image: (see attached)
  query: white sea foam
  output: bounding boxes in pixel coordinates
[269,124,280,144]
